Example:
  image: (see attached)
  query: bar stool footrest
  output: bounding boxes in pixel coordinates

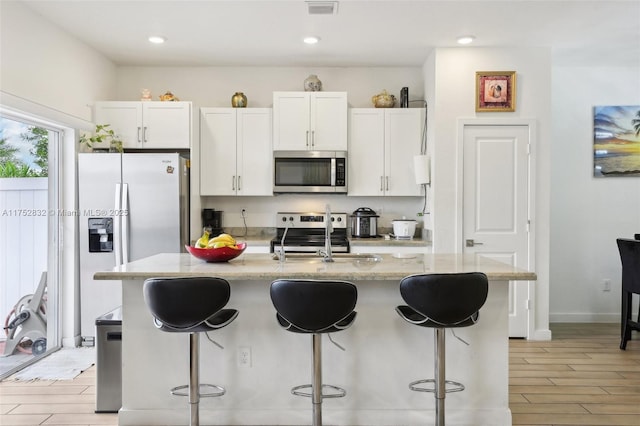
[409,379,465,393]
[170,383,226,398]
[291,383,346,399]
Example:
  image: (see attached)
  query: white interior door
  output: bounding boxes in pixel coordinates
[463,124,532,338]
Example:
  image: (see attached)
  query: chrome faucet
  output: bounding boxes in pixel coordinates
[320,204,334,262]
[277,217,293,263]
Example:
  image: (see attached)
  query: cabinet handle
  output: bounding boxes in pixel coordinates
[143,126,148,143]
[306,130,310,147]
[232,176,235,190]
[380,176,384,191]
[385,176,389,191]
[237,175,241,191]
[311,130,315,147]
[137,127,141,143]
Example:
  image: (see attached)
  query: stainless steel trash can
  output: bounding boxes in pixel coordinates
[95,306,122,413]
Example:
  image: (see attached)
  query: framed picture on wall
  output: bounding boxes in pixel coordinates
[475,71,516,112]
[593,105,640,177]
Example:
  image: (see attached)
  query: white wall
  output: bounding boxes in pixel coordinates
[0,1,117,346]
[428,47,552,338]
[114,66,427,237]
[550,66,640,322]
[0,1,116,122]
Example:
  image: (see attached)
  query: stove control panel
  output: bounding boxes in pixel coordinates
[276,212,348,229]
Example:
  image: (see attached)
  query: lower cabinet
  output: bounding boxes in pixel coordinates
[200,108,272,196]
[349,108,424,196]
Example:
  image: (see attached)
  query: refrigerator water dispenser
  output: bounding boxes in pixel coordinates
[88,218,113,252]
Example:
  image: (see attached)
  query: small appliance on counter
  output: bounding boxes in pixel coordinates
[392,217,417,240]
[202,208,223,235]
[350,207,379,238]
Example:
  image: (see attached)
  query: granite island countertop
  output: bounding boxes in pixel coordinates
[94,252,535,282]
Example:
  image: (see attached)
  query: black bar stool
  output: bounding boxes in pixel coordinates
[396,272,488,426]
[270,279,357,426]
[143,277,238,426]
[617,238,640,350]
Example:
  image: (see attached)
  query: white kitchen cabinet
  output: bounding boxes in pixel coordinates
[348,108,424,196]
[272,91,347,151]
[200,108,272,196]
[94,101,191,149]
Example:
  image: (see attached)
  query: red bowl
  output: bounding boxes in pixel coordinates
[185,242,247,262]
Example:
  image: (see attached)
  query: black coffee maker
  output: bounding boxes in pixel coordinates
[202,209,223,235]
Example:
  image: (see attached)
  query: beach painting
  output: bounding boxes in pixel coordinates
[594,105,640,177]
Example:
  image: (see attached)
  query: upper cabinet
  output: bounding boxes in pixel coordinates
[200,108,272,196]
[272,92,347,151]
[349,108,424,196]
[94,101,191,149]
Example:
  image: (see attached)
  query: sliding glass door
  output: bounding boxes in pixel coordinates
[0,114,61,379]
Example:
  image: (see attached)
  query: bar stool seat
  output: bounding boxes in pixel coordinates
[143,277,238,426]
[396,272,488,426]
[270,279,357,426]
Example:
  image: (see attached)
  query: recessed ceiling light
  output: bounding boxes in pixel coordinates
[148,36,166,44]
[457,35,475,45]
[303,36,320,45]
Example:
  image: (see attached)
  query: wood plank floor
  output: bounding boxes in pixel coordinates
[0,323,638,426]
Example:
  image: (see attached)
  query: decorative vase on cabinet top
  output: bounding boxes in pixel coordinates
[231,92,247,108]
[372,90,396,108]
[304,74,322,92]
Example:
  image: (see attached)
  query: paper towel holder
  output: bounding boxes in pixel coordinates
[413,154,431,185]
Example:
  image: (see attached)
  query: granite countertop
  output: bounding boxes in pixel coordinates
[95,252,536,282]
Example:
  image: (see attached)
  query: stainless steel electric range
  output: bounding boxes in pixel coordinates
[270,212,350,253]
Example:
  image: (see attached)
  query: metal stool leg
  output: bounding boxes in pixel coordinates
[190,333,200,426]
[290,333,347,426]
[312,333,322,426]
[435,328,445,426]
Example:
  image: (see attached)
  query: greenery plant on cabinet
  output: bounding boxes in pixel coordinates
[79,124,123,153]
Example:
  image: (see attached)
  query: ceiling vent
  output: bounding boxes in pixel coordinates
[306,1,338,15]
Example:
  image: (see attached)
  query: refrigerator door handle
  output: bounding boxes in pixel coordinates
[121,183,130,265]
[114,183,122,266]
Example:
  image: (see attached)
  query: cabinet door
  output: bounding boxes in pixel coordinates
[94,102,143,149]
[273,92,310,151]
[385,109,423,196]
[142,102,191,149]
[200,108,237,196]
[310,92,348,150]
[348,109,385,196]
[236,109,273,196]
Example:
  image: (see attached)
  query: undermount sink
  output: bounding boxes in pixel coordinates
[271,253,382,263]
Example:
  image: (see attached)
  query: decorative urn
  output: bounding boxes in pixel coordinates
[304,74,322,92]
[231,92,248,108]
[371,90,396,108]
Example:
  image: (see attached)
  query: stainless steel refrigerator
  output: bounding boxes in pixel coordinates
[78,152,189,340]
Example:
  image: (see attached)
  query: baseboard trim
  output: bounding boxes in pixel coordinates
[549,313,619,323]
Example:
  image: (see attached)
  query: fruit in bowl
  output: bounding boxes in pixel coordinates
[187,232,246,262]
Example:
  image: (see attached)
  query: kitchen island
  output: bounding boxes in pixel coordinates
[95,252,535,426]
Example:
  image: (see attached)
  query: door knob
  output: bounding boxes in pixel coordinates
[466,239,484,247]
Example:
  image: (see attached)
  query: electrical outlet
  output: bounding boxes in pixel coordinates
[603,279,611,292]
[238,346,251,368]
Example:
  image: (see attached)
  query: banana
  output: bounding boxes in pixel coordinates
[195,230,210,248]
[211,233,236,244]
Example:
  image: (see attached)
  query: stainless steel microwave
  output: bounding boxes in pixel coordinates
[273,151,347,193]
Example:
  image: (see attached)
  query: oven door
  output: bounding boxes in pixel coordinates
[273,151,346,193]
